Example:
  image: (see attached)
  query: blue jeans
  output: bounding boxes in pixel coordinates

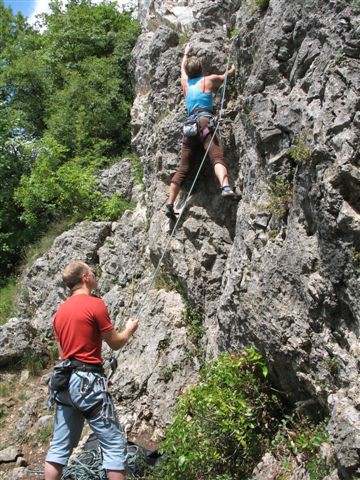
[46,370,127,471]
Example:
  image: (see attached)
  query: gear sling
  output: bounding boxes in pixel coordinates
[48,358,115,420]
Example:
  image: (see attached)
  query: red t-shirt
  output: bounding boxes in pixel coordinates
[53,293,114,364]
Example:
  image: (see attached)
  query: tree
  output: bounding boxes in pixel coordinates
[0,2,35,280]
[0,102,32,280]
[0,0,140,281]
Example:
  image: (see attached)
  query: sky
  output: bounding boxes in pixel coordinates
[3,0,132,24]
[4,0,39,19]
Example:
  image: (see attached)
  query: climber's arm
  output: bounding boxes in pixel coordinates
[206,64,236,92]
[181,43,191,95]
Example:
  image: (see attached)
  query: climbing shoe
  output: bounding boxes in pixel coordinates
[221,185,237,198]
[165,203,177,221]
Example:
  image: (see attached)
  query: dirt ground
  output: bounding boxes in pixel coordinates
[0,364,160,480]
[0,364,53,480]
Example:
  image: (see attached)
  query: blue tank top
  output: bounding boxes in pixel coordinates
[185,76,213,115]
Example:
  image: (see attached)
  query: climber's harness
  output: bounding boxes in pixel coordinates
[183,108,217,138]
[47,357,118,420]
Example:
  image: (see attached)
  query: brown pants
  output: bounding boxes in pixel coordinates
[171,116,227,186]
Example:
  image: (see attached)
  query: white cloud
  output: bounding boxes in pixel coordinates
[28,0,134,26]
[28,0,52,25]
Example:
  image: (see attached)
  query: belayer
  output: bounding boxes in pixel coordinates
[44,260,138,480]
[165,43,238,220]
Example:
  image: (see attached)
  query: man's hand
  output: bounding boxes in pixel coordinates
[102,318,139,350]
[125,318,139,336]
[228,64,236,77]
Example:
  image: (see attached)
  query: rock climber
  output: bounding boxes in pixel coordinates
[165,43,237,220]
[44,260,138,480]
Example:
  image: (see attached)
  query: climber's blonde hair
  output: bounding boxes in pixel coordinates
[185,57,203,79]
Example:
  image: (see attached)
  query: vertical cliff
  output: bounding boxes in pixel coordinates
[130,0,360,476]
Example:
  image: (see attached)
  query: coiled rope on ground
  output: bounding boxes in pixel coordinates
[27,444,144,479]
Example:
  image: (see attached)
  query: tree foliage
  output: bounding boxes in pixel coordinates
[0,0,140,282]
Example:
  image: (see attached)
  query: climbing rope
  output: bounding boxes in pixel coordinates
[61,449,105,479]
[60,444,149,479]
[27,445,148,478]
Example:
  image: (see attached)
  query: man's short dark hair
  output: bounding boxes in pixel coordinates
[63,261,90,290]
[185,57,203,79]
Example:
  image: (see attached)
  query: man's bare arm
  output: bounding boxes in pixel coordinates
[101,319,139,350]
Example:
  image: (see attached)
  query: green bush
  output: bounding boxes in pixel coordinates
[24,218,73,266]
[352,248,360,273]
[161,363,180,383]
[290,136,311,163]
[90,193,135,222]
[157,337,172,352]
[0,382,10,397]
[255,0,270,11]
[148,349,279,480]
[0,1,140,281]
[183,306,205,353]
[15,138,134,228]
[154,269,177,291]
[178,33,189,47]
[272,416,333,479]
[34,423,53,443]
[130,154,144,187]
[268,177,293,220]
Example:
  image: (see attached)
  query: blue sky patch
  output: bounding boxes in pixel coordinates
[3,0,36,18]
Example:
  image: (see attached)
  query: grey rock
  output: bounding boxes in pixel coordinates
[251,452,280,479]
[15,397,42,441]
[138,0,194,31]
[41,372,51,385]
[7,468,29,480]
[35,415,53,432]
[132,0,360,476]
[328,386,360,478]
[0,447,21,463]
[19,370,30,385]
[15,457,27,468]
[96,159,133,199]
[251,452,311,480]
[323,470,341,480]
[0,319,41,367]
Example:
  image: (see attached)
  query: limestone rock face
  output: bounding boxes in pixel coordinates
[0,318,43,367]
[96,158,134,199]
[5,0,360,477]
[130,0,360,475]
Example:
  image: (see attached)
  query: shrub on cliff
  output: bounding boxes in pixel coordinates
[148,349,280,480]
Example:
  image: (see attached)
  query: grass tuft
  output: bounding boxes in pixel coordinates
[0,278,18,326]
